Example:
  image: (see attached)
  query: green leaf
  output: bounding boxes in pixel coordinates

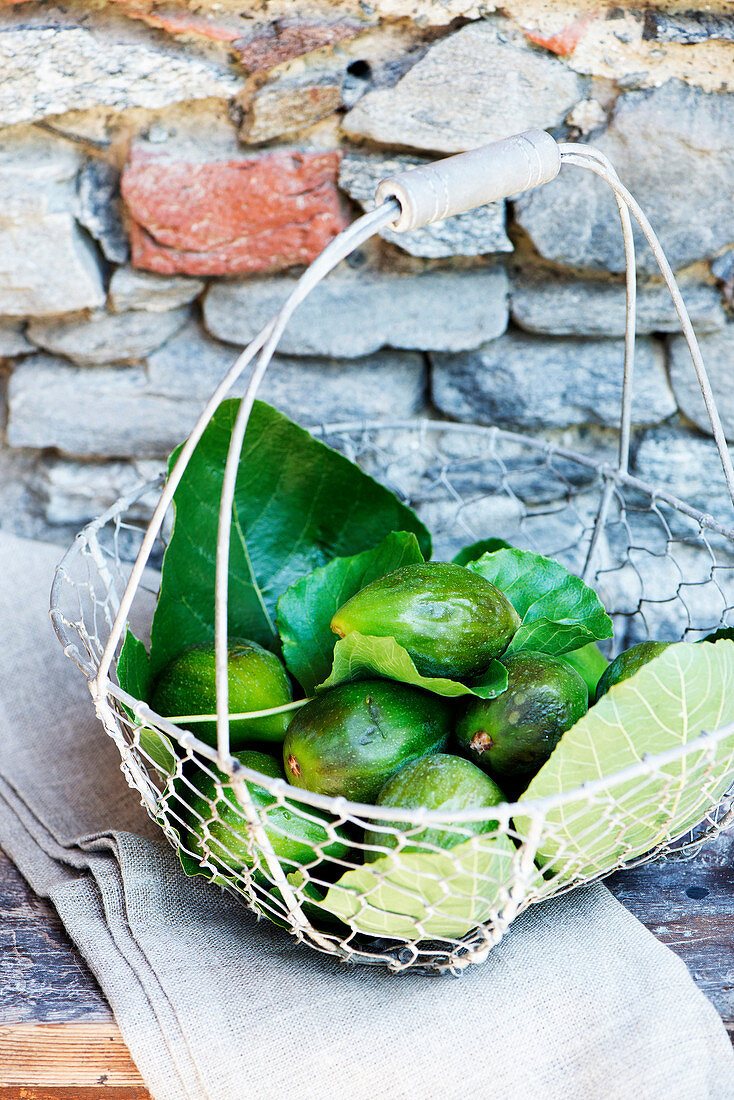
[469,549,613,657]
[516,641,734,886]
[557,642,609,698]
[150,400,431,676]
[117,630,177,776]
[452,538,512,567]
[117,629,152,704]
[277,531,425,694]
[312,833,518,939]
[319,631,508,700]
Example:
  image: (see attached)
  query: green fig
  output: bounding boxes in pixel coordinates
[151,640,293,748]
[171,749,349,878]
[455,653,588,799]
[283,680,452,803]
[364,754,507,858]
[594,640,671,702]
[331,562,521,680]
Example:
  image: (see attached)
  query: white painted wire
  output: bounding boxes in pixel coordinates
[559,147,734,507]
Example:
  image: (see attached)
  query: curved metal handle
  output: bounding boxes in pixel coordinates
[375,129,560,232]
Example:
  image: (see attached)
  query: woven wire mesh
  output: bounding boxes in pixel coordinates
[51,420,734,973]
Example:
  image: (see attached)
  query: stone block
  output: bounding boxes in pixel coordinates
[233,17,366,71]
[431,331,675,430]
[108,268,205,313]
[6,324,427,457]
[122,147,348,276]
[668,325,734,438]
[511,275,726,337]
[0,322,33,358]
[515,82,734,274]
[0,18,241,127]
[40,457,164,526]
[339,152,512,258]
[203,265,509,357]
[0,129,104,317]
[342,21,585,153]
[256,350,426,427]
[239,69,343,143]
[76,160,129,266]
[633,425,734,522]
[27,308,191,366]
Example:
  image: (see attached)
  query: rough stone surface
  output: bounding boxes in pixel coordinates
[511,276,726,337]
[40,457,164,526]
[27,308,191,367]
[76,160,129,266]
[633,425,734,522]
[0,322,33,358]
[642,11,734,45]
[668,325,734,438]
[122,147,348,276]
[240,68,343,143]
[0,130,104,317]
[256,349,427,426]
[108,267,205,313]
[6,326,427,457]
[0,20,242,127]
[0,445,46,541]
[339,152,512,258]
[516,81,734,274]
[342,21,585,153]
[233,18,366,71]
[431,332,676,430]
[204,265,509,357]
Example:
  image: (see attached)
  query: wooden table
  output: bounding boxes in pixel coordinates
[2,831,733,1097]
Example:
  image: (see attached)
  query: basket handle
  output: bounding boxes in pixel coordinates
[375,129,560,230]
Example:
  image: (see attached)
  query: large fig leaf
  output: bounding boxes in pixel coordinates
[469,548,612,657]
[277,531,424,694]
[307,833,518,939]
[117,628,152,704]
[117,629,176,775]
[150,400,431,675]
[516,641,734,886]
[319,631,508,699]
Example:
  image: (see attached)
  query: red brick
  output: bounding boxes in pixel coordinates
[523,13,595,56]
[121,148,349,277]
[109,1,241,42]
[234,18,364,72]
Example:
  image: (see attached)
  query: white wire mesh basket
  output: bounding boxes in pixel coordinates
[51,131,734,974]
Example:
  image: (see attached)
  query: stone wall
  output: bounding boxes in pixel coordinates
[0,0,732,544]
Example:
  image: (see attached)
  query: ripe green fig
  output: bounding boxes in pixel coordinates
[364,754,507,858]
[331,562,521,680]
[151,640,293,748]
[172,749,349,877]
[455,653,588,799]
[594,640,671,702]
[283,680,452,803]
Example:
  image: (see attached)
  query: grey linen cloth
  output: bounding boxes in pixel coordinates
[1,529,733,1100]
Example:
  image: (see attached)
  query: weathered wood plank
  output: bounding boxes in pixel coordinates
[0,1023,147,1090]
[0,1090,151,1099]
[0,849,112,1024]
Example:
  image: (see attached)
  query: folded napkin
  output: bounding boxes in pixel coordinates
[1,529,733,1100]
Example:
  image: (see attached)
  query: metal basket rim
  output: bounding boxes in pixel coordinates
[109,679,734,825]
[49,418,734,827]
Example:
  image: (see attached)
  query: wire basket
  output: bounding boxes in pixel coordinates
[51,131,734,974]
